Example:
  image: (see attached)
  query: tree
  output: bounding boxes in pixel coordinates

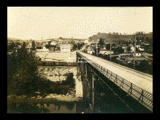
[32,41,36,50]
[7,42,42,97]
[126,46,131,52]
[138,60,149,73]
[7,41,17,52]
[106,44,110,50]
[117,46,124,53]
[77,43,84,50]
[62,73,75,88]
[98,38,105,47]
[72,43,77,51]
[45,41,51,49]
[94,47,100,55]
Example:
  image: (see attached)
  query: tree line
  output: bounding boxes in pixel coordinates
[89,32,153,43]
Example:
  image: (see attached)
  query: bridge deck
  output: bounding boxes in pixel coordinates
[78,52,153,94]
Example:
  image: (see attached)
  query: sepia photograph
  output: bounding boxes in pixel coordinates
[7,6,153,113]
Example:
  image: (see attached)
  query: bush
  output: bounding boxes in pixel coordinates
[62,73,75,88]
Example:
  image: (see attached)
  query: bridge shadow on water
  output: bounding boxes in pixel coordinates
[84,64,152,113]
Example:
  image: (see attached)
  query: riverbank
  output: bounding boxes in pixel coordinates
[7,94,84,113]
[7,94,83,104]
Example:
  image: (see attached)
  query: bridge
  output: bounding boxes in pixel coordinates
[76,51,153,112]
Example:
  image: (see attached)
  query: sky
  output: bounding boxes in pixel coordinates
[7,7,153,40]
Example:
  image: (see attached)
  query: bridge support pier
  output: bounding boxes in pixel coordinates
[91,73,95,111]
[77,52,98,112]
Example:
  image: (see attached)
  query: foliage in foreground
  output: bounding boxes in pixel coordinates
[7,42,75,98]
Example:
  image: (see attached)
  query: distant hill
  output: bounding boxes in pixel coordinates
[88,32,153,43]
[8,37,23,41]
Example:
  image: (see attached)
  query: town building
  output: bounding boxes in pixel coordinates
[49,41,57,52]
[142,53,153,65]
[87,46,94,55]
[84,39,89,44]
[26,45,32,52]
[116,52,145,65]
[99,49,114,56]
[60,44,71,52]
[36,47,49,52]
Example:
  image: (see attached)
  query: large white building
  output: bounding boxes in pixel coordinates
[60,44,71,52]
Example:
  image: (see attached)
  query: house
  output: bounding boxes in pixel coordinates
[116,53,132,63]
[142,53,153,65]
[135,52,142,57]
[26,45,32,52]
[90,39,100,44]
[136,45,145,52]
[125,57,146,65]
[49,41,57,52]
[87,46,94,54]
[116,52,145,65]
[84,39,89,44]
[36,47,49,52]
[99,48,114,55]
[100,51,114,55]
[60,44,71,52]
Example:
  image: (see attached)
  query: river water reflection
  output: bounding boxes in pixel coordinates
[7,102,84,113]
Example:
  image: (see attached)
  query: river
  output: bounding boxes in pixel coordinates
[7,65,84,113]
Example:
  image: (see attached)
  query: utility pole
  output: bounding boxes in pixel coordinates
[110,37,112,61]
[133,34,136,69]
[96,42,98,56]
[77,42,79,50]
[96,39,100,56]
[92,74,95,111]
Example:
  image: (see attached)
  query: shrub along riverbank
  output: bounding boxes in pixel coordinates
[37,73,76,97]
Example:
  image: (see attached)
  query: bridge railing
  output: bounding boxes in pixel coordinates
[77,52,153,111]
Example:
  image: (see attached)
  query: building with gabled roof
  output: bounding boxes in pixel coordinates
[60,43,71,52]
